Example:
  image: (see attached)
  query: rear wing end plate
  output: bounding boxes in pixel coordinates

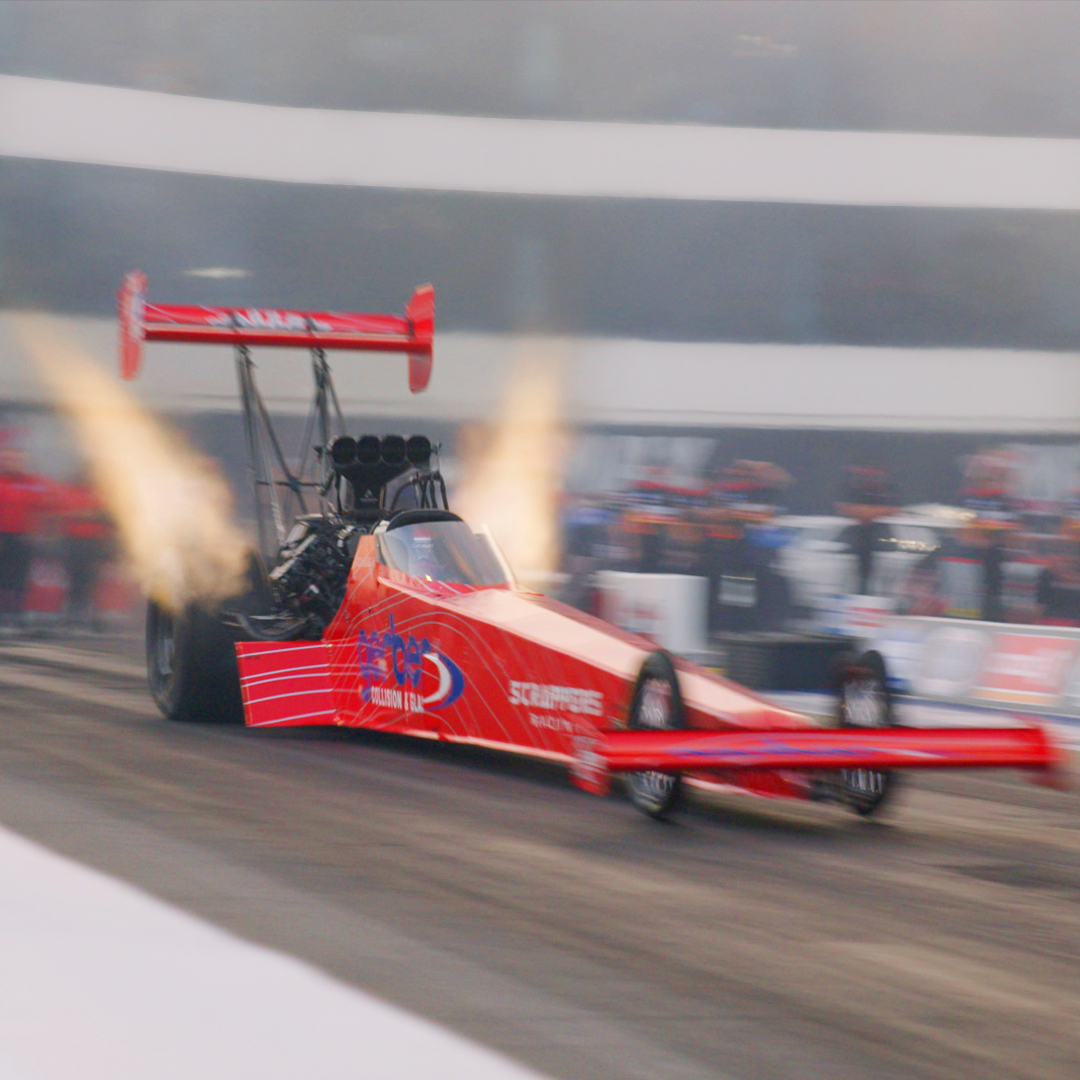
[118,270,434,391]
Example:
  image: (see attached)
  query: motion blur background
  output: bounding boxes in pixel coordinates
[5,9,1080,1080]
[5,0,1080,626]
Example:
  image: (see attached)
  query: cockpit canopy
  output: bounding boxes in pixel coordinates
[377,513,509,587]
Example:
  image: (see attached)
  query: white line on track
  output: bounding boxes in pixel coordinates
[0,1057,33,1080]
[0,822,550,1080]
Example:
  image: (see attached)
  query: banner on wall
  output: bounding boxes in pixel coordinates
[596,571,708,655]
[870,615,1080,717]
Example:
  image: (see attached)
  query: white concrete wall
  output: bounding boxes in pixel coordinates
[5,74,1080,210]
[3,312,1079,433]
[4,76,1080,434]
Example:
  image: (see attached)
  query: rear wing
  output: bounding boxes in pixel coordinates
[117,271,434,392]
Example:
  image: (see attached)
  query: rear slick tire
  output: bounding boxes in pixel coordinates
[624,650,685,820]
[146,600,244,724]
[834,649,899,818]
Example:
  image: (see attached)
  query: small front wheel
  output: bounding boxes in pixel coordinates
[835,649,899,817]
[624,651,685,819]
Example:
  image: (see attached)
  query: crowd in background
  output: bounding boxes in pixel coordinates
[10,414,1080,641]
[0,435,116,634]
[560,447,1080,634]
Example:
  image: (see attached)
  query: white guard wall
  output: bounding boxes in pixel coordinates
[3,75,1080,435]
[2,313,1080,434]
[6,74,1080,211]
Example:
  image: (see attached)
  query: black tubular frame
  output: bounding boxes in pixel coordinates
[234,344,345,557]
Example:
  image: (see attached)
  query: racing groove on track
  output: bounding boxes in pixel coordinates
[0,638,1077,1080]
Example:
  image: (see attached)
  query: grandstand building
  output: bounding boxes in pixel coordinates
[3,0,1080,507]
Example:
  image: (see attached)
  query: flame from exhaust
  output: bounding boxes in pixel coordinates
[12,315,249,611]
[454,342,567,587]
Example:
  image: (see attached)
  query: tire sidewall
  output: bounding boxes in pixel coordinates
[834,648,893,728]
[624,650,685,818]
[834,648,899,816]
[146,600,243,724]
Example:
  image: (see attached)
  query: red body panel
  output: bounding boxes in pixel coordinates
[237,641,336,728]
[234,535,1066,803]
[237,537,810,755]
[120,268,1065,809]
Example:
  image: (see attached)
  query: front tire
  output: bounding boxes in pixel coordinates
[146,600,244,724]
[834,649,899,817]
[624,650,685,819]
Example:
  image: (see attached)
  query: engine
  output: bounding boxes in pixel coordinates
[236,432,446,641]
[267,514,357,633]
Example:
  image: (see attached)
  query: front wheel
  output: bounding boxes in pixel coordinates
[624,651,685,819]
[834,649,899,817]
[146,600,244,724]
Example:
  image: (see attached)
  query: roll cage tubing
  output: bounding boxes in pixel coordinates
[117,271,434,555]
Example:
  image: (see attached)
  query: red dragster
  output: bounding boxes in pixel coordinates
[120,273,1067,820]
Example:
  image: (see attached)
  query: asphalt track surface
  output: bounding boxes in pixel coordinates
[0,633,1077,1080]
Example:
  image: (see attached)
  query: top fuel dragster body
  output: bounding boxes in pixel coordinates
[120,272,1068,820]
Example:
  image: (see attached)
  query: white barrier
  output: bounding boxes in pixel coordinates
[871,615,1080,717]
[818,594,895,637]
[0,824,547,1080]
[596,572,707,655]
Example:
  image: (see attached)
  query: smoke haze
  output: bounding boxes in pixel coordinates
[453,343,567,587]
[12,315,249,612]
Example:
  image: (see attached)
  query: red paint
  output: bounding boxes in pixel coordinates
[597,725,1059,774]
[122,267,1064,808]
[118,271,433,383]
[235,534,1067,801]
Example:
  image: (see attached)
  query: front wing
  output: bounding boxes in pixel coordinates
[570,725,1067,796]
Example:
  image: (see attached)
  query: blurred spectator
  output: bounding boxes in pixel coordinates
[54,473,114,629]
[561,494,616,613]
[700,460,792,633]
[1034,551,1080,624]
[900,560,948,618]
[1032,513,1080,625]
[909,451,1019,621]
[836,466,897,595]
[0,447,49,629]
[618,466,676,574]
[958,450,1018,622]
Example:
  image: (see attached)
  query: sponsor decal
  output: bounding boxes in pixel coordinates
[357,616,465,712]
[508,681,604,717]
[843,595,893,634]
[569,730,610,795]
[210,309,334,333]
[528,713,575,735]
[974,633,1079,705]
